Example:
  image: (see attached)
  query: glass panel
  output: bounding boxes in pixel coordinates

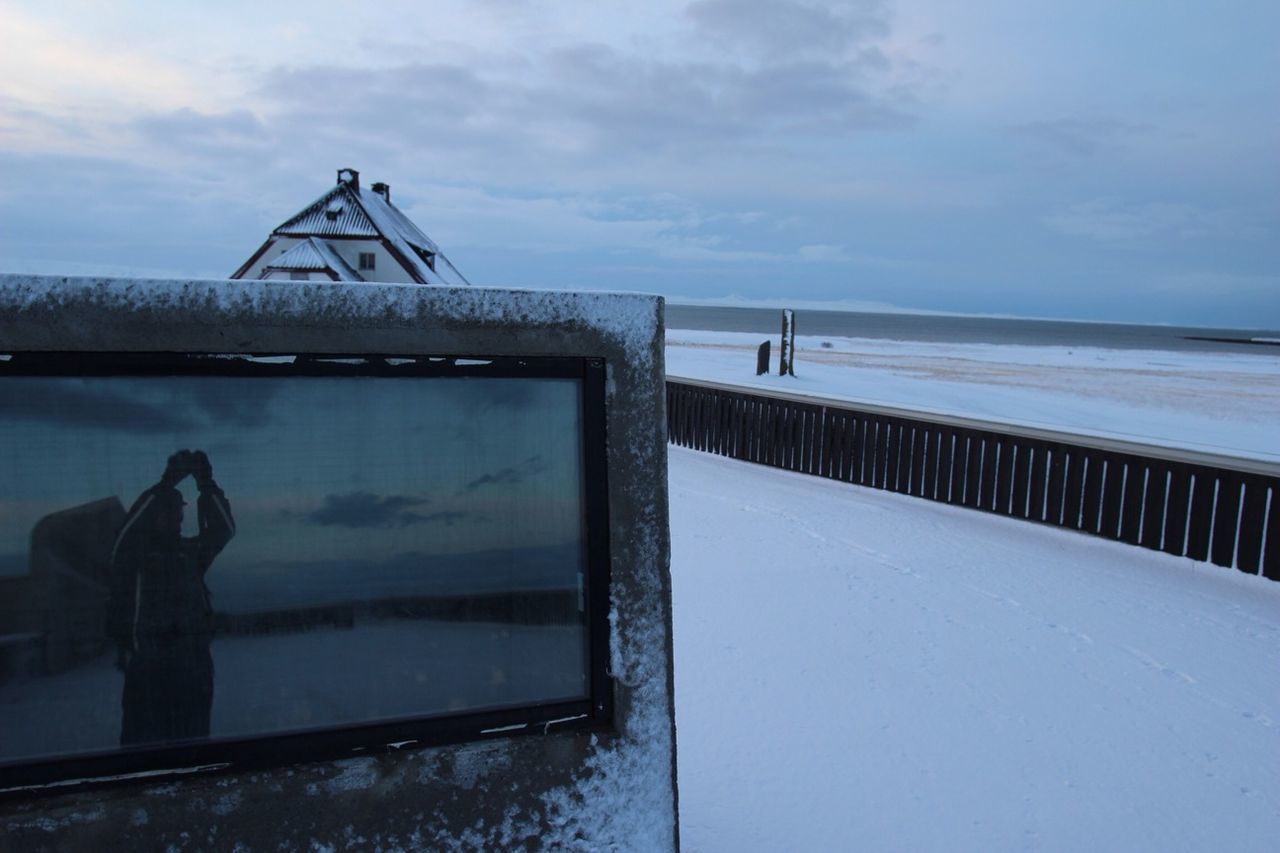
[0,373,588,762]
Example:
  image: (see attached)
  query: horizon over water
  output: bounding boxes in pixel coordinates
[665,304,1280,355]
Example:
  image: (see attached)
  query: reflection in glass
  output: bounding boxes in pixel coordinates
[0,374,588,763]
[110,449,234,745]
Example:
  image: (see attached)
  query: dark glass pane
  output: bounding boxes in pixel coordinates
[0,373,588,762]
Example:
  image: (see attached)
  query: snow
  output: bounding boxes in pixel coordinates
[666,329,1279,850]
[0,275,664,374]
[669,446,1280,851]
[5,279,1276,847]
[665,329,1280,463]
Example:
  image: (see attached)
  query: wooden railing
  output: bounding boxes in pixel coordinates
[666,377,1279,580]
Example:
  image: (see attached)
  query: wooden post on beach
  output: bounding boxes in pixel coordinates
[779,309,796,377]
[756,340,771,375]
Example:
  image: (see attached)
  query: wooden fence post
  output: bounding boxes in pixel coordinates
[756,340,771,376]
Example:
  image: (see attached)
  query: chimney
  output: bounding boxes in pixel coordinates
[336,168,360,190]
[371,181,390,202]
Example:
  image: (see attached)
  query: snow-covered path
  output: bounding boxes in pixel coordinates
[669,446,1280,851]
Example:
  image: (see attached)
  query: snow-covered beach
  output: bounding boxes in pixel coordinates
[666,329,1280,463]
[665,328,1280,851]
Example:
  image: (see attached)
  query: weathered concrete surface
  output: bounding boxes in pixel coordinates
[0,275,677,851]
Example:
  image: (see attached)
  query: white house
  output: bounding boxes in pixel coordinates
[231,168,470,286]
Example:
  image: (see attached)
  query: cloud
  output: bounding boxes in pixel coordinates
[460,455,548,495]
[132,108,268,156]
[1044,200,1267,244]
[1,2,926,281]
[403,184,864,265]
[0,5,218,118]
[254,16,916,176]
[0,382,198,433]
[182,380,281,429]
[797,243,849,262]
[0,150,271,276]
[261,58,908,171]
[687,0,890,59]
[135,107,264,139]
[0,370,282,433]
[413,511,471,527]
[301,491,438,528]
[3,1,1278,328]
[1008,117,1148,157]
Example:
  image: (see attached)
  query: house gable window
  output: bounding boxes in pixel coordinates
[358,252,376,271]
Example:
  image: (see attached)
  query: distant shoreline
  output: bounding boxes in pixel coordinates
[665,304,1280,355]
[665,298,1279,333]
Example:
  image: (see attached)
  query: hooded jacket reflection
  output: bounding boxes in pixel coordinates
[107,451,235,746]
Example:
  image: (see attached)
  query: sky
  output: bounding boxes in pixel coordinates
[0,373,586,607]
[0,0,1277,326]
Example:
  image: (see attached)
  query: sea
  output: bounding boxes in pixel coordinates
[664,304,1280,355]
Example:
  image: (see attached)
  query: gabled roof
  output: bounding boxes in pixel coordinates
[275,193,379,239]
[268,171,469,286]
[261,237,364,281]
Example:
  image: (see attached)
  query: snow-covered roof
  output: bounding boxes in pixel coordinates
[269,170,469,286]
[261,237,365,281]
[276,193,379,239]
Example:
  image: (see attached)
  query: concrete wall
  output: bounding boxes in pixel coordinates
[0,275,677,851]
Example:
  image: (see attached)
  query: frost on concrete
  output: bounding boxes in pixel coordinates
[0,275,663,372]
[322,759,380,795]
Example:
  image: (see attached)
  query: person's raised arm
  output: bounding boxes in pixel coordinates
[191,450,235,570]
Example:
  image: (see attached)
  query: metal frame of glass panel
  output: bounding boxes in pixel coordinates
[0,352,613,795]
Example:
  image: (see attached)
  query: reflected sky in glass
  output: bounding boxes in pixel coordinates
[1,375,584,598]
[0,373,590,760]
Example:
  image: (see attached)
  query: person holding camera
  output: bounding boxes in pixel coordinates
[107,450,236,746]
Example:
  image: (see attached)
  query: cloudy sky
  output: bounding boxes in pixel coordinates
[0,373,585,609]
[0,0,1276,326]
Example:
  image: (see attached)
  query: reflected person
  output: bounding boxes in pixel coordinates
[107,450,235,746]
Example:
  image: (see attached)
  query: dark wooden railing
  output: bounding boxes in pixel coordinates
[666,377,1280,580]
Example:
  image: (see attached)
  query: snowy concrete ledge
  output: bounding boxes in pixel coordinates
[0,275,677,851]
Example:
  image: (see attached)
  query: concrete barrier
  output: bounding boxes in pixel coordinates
[0,275,677,850]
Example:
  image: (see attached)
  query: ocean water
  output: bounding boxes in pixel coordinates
[665,304,1280,354]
